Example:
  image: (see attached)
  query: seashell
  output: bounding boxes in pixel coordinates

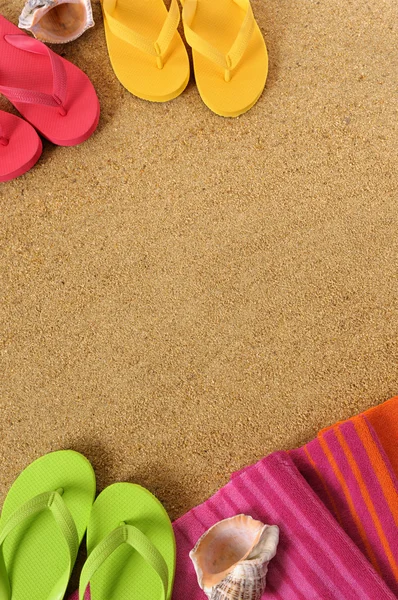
[190,514,279,600]
[18,0,94,44]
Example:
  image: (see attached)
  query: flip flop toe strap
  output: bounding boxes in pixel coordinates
[79,523,169,600]
[0,122,8,146]
[182,0,255,81]
[0,489,79,600]
[102,0,180,69]
[0,35,68,115]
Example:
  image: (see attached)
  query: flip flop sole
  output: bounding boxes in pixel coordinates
[0,112,42,182]
[188,0,268,117]
[87,483,176,600]
[0,16,100,146]
[102,0,190,102]
[0,450,96,600]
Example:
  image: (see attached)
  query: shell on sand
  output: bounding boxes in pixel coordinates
[190,514,279,600]
[18,0,94,43]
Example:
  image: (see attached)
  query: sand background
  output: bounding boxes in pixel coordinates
[0,0,397,575]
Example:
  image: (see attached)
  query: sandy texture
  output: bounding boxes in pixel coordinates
[1,0,397,536]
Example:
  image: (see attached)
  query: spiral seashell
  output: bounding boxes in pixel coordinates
[18,0,94,44]
[209,561,268,600]
[190,514,279,600]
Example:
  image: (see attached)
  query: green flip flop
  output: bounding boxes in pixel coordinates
[0,450,96,600]
[79,483,176,600]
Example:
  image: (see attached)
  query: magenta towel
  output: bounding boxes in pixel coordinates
[172,415,398,599]
[69,408,398,600]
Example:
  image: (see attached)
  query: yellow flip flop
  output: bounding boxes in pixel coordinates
[101,0,190,102]
[181,0,268,117]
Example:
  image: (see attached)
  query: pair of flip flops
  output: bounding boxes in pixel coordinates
[0,451,175,600]
[102,0,268,117]
[0,16,100,183]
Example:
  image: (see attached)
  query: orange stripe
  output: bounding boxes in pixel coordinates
[364,396,398,478]
[353,415,398,530]
[318,432,381,574]
[334,425,398,580]
[303,445,344,528]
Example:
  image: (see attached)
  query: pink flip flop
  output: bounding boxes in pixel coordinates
[0,16,100,146]
[0,111,42,182]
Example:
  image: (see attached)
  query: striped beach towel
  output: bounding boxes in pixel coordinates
[172,397,398,599]
[69,397,398,599]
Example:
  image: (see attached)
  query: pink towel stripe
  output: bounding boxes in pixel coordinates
[236,469,328,599]
[299,420,398,594]
[324,428,385,569]
[266,559,307,600]
[256,455,377,599]
[292,435,371,559]
[291,444,344,524]
[339,421,398,595]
